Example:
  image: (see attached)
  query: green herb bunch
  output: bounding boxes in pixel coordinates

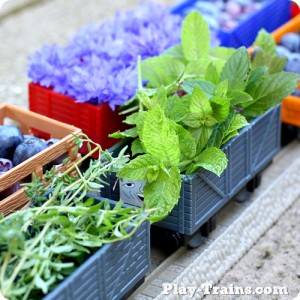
[110,12,300,222]
[0,133,149,300]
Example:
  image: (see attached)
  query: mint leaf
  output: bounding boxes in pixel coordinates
[171,122,197,160]
[123,112,140,125]
[189,126,213,153]
[144,166,181,221]
[118,154,159,181]
[163,44,185,61]
[253,29,276,55]
[227,90,253,106]
[206,112,234,148]
[220,47,250,91]
[141,105,180,165]
[188,147,228,176]
[215,80,228,97]
[253,49,287,74]
[185,58,211,76]
[109,127,137,139]
[183,86,217,127]
[181,12,210,61]
[137,90,153,109]
[181,80,216,99]
[210,47,236,60]
[165,94,190,122]
[131,138,145,157]
[205,62,220,85]
[242,72,300,117]
[222,114,248,145]
[142,56,185,88]
[210,96,230,122]
[245,66,268,96]
[152,86,168,110]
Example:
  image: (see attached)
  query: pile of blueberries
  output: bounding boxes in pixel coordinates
[179,0,265,31]
[277,31,300,97]
[0,125,62,199]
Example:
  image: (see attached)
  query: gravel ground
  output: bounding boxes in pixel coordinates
[205,197,300,300]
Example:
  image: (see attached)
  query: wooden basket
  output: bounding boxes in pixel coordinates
[0,104,81,215]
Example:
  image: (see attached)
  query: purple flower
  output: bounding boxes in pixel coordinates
[27,2,182,109]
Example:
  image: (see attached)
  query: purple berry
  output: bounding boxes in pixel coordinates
[276,45,291,58]
[13,136,48,166]
[0,125,24,160]
[0,158,20,200]
[285,53,300,74]
[280,33,300,53]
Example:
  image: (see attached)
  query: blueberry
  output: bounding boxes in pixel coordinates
[280,33,300,53]
[46,138,67,166]
[0,158,20,200]
[0,125,23,159]
[276,45,291,58]
[285,53,300,74]
[0,158,13,173]
[13,136,48,166]
[292,90,300,97]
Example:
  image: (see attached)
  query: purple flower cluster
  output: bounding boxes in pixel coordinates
[28,2,182,109]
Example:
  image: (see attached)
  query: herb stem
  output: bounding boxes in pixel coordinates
[2,222,51,296]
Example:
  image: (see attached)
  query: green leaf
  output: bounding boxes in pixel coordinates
[171,122,197,159]
[163,44,185,60]
[245,66,268,96]
[210,96,230,122]
[181,80,216,99]
[205,63,220,85]
[252,49,287,74]
[222,114,249,145]
[253,29,276,55]
[181,11,210,61]
[188,147,228,176]
[183,86,217,128]
[123,112,140,125]
[152,86,168,110]
[141,105,180,165]
[189,126,213,153]
[131,138,145,156]
[51,245,74,254]
[185,57,210,76]
[137,90,153,109]
[34,273,48,294]
[206,112,234,148]
[210,47,236,60]
[118,154,159,181]
[142,56,185,88]
[165,94,190,122]
[144,166,181,221]
[242,72,300,117]
[215,80,228,97]
[109,127,137,139]
[226,90,253,106]
[220,47,250,91]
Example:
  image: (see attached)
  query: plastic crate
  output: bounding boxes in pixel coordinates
[102,106,281,235]
[272,15,300,127]
[0,104,81,215]
[44,216,150,300]
[171,0,291,48]
[29,83,128,157]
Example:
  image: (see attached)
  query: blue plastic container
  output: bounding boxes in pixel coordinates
[171,0,291,48]
[102,105,281,236]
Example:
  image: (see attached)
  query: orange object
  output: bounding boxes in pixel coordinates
[272,15,300,127]
[0,104,81,215]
